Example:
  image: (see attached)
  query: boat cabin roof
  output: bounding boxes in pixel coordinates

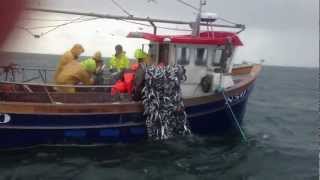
[127,31,243,46]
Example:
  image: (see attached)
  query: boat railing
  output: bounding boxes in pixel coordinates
[0,64,117,84]
[0,81,114,88]
[0,80,133,103]
[0,65,56,83]
[0,66,132,103]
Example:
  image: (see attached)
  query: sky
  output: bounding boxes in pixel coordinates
[1,0,319,67]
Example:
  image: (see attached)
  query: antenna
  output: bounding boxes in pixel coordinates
[200,0,207,12]
[192,0,207,36]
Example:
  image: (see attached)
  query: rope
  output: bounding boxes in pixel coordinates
[18,16,191,38]
[17,16,99,38]
[221,91,248,142]
[175,0,199,11]
[25,17,97,30]
[111,0,133,17]
[38,16,89,37]
[119,19,191,32]
[15,26,37,37]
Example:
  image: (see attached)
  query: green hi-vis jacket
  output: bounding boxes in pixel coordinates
[108,52,129,71]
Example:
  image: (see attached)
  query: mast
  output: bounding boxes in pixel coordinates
[192,0,206,36]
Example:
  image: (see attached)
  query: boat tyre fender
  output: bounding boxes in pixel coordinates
[200,74,213,93]
[0,113,11,123]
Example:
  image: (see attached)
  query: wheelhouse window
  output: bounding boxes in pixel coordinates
[195,48,208,66]
[148,43,158,64]
[211,48,223,66]
[158,44,170,65]
[176,47,190,65]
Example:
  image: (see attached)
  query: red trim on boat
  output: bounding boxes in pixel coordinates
[127,31,243,46]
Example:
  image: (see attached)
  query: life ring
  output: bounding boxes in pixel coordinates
[200,74,213,93]
[0,113,11,124]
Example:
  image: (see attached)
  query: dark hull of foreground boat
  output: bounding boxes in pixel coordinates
[0,65,261,149]
[0,86,252,149]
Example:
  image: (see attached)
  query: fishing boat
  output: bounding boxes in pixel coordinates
[0,1,261,148]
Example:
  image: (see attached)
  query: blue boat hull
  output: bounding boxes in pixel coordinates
[0,86,252,149]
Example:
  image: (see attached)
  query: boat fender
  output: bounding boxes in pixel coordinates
[0,113,11,124]
[200,74,213,93]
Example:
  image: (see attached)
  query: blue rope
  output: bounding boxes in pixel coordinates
[221,91,248,142]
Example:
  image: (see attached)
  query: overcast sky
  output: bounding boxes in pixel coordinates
[2,0,319,67]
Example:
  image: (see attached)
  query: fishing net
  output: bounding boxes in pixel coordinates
[142,65,191,140]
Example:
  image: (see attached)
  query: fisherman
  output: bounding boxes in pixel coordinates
[54,44,84,82]
[111,64,137,96]
[134,48,149,64]
[55,59,96,93]
[91,51,103,71]
[132,49,148,100]
[85,51,104,85]
[108,44,129,72]
[110,49,147,97]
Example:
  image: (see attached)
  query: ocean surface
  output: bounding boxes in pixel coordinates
[0,52,317,180]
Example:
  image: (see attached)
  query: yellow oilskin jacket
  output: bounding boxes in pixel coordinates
[55,60,93,93]
[143,55,151,65]
[54,44,84,82]
[108,52,129,72]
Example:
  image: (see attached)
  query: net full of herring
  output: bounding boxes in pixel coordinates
[142,65,191,140]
